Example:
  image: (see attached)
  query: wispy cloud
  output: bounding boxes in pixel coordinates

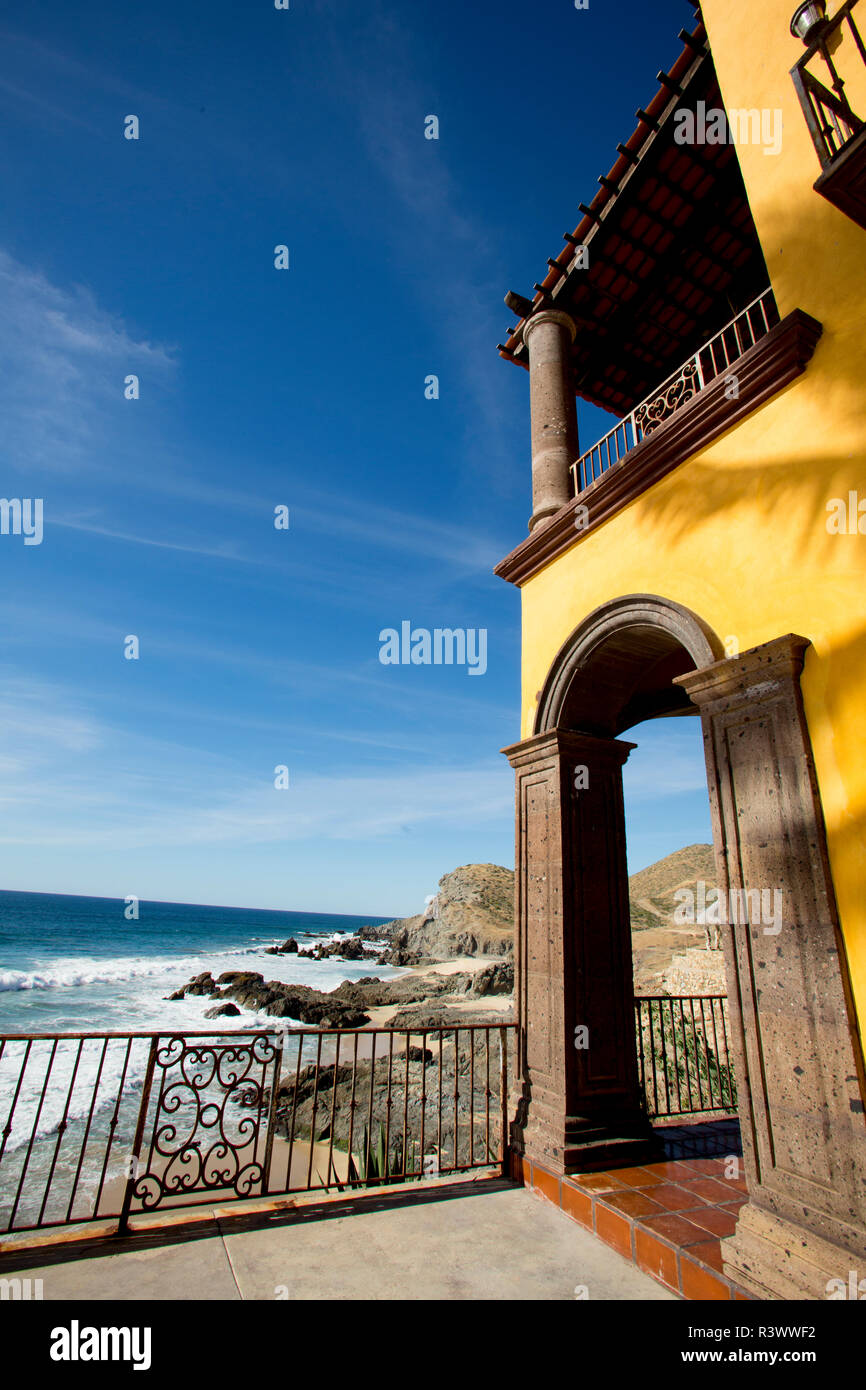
[0,677,511,848]
[0,248,175,476]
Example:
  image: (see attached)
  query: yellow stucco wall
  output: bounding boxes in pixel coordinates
[517,0,866,1023]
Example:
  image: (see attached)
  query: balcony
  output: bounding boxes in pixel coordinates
[0,1006,745,1302]
[572,289,780,497]
[791,0,866,228]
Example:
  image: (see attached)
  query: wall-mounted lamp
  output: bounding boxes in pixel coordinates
[790,1,829,44]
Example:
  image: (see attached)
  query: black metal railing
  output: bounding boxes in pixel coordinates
[0,1025,518,1238]
[571,290,779,495]
[791,0,866,166]
[634,995,737,1119]
[0,999,737,1239]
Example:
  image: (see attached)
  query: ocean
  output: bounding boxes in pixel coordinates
[0,890,401,1229]
[0,889,399,1037]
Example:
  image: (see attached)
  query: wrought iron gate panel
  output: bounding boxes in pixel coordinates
[121,1033,282,1222]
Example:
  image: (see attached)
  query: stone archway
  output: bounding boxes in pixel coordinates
[504,595,866,1299]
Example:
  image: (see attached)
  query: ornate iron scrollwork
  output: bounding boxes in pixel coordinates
[130,1034,280,1211]
[634,359,700,439]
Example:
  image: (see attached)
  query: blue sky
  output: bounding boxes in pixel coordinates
[0,0,710,915]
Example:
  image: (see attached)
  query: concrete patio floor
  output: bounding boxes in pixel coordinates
[0,1178,675,1301]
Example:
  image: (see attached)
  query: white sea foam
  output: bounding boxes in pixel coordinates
[0,944,264,994]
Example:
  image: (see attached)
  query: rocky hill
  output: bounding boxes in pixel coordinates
[628,843,717,930]
[366,863,514,962]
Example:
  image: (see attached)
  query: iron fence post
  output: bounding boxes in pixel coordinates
[117,1036,159,1235]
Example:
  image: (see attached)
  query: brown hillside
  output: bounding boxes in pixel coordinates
[628,844,716,931]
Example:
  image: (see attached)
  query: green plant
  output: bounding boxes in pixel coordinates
[345,1122,419,1188]
[640,1003,737,1117]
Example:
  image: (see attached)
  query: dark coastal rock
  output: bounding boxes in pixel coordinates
[465,961,514,997]
[389,1002,514,1029]
[214,971,369,1027]
[204,1002,241,1019]
[264,937,299,955]
[289,935,375,963]
[331,972,473,1011]
[166,988,186,1000]
[357,922,399,944]
[186,972,217,997]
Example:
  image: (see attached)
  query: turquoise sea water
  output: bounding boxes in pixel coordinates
[0,889,396,1036]
[0,891,400,1226]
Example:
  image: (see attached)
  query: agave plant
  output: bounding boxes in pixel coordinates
[344,1122,419,1188]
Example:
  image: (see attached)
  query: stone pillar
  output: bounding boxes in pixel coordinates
[677,636,866,1300]
[504,728,655,1172]
[522,310,579,532]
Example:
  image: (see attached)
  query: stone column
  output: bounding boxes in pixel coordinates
[522,310,579,532]
[677,635,866,1300]
[504,728,655,1173]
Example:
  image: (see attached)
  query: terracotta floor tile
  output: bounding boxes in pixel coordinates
[532,1167,561,1206]
[643,1160,702,1182]
[560,1181,593,1230]
[635,1227,680,1291]
[597,1189,665,1219]
[679,1176,739,1203]
[680,1253,732,1301]
[679,1156,728,1177]
[570,1172,627,1194]
[639,1211,713,1246]
[686,1206,740,1238]
[647,1183,707,1212]
[608,1165,665,1188]
[595,1203,633,1259]
[686,1238,726,1274]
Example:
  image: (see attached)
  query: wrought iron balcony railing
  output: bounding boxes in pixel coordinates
[571,289,779,497]
[635,995,737,1120]
[0,1002,734,1239]
[791,0,866,167]
[0,1024,517,1236]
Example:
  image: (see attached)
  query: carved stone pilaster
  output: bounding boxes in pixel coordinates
[677,635,866,1299]
[504,728,655,1172]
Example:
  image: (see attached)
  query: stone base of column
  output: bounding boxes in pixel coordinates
[722,1203,864,1300]
[520,1107,659,1175]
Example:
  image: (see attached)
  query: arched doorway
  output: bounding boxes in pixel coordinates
[504,594,866,1298]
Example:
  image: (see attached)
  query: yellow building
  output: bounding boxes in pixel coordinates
[496,0,866,1299]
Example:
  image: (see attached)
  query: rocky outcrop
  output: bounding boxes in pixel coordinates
[330,972,474,1010]
[389,1002,513,1029]
[295,936,377,962]
[264,938,299,955]
[185,972,218,997]
[204,1002,241,1019]
[212,971,370,1027]
[463,960,513,997]
[370,864,515,963]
